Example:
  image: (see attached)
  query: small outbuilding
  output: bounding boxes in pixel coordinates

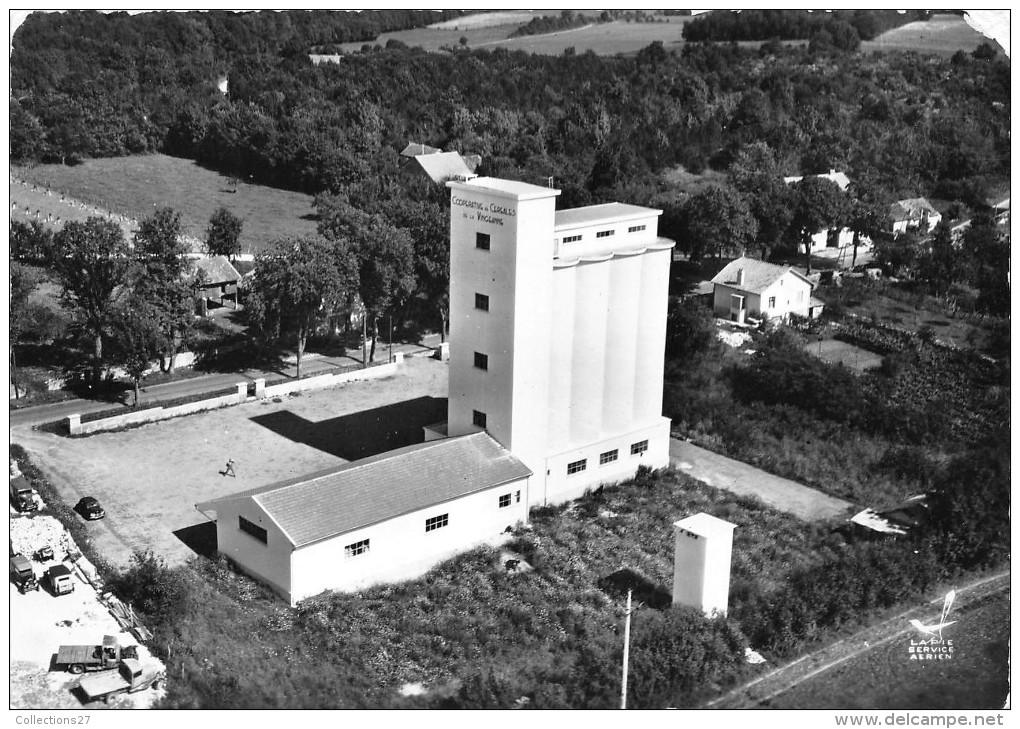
[196,432,532,605]
[711,257,821,322]
[193,255,241,314]
[888,197,941,236]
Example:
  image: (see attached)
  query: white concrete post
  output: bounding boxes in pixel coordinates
[672,513,737,617]
[254,378,266,399]
[391,351,404,365]
[236,383,248,404]
[67,414,81,436]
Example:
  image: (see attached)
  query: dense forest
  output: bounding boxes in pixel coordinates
[682,9,936,43]
[11,11,1008,207]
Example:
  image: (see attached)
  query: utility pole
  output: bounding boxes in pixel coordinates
[362,316,367,368]
[389,314,393,363]
[621,589,633,710]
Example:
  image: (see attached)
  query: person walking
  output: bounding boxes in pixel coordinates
[223,459,236,478]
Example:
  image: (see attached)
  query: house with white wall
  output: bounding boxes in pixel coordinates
[784,169,854,252]
[711,257,822,322]
[888,197,941,236]
[197,432,530,605]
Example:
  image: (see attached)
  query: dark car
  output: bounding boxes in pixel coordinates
[75,497,105,520]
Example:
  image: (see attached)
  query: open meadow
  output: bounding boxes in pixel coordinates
[326,15,691,57]
[13,155,318,253]
[319,11,994,59]
[861,14,998,56]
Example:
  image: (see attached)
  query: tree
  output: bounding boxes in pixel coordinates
[729,142,795,258]
[10,219,55,264]
[10,263,41,399]
[916,220,958,296]
[846,198,886,268]
[132,207,194,371]
[790,176,849,275]
[665,297,717,365]
[404,201,450,342]
[205,206,243,259]
[317,197,417,362]
[676,184,758,262]
[246,235,359,379]
[51,217,131,392]
[353,222,416,363]
[109,298,163,406]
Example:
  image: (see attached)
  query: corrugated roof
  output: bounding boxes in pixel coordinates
[197,432,531,548]
[889,197,938,221]
[413,151,477,183]
[194,255,240,284]
[400,142,442,157]
[710,257,813,294]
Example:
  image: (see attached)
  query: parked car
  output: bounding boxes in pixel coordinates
[75,497,105,521]
[46,564,75,595]
[10,554,39,593]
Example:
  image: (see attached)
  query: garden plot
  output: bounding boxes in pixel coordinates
[807,339,884,371]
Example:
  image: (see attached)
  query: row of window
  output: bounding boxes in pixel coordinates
[340,491,522,558]
[566,440,649,477]
[479,224,650,252]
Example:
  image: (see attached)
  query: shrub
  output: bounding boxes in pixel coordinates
[110,549,195,628]
[628,605,747,708]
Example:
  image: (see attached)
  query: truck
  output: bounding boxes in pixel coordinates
[77,659,164,704]
[56,635,139,674]
[46,564,75,595]
[10,554,39,593]
[9,475,38,513]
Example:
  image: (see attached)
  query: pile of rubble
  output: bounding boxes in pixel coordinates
[9,515,79,563]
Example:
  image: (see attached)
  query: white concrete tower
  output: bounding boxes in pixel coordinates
[445,177,561,481]
[672,513,737,617]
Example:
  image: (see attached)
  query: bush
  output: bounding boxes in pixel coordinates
[110,550,195,628]
[665,297,717,364]
[628,605,747,708]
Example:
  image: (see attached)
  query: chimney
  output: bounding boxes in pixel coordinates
[735,268,744,286]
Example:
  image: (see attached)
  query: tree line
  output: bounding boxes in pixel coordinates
[682,9,934,43]
[11,10,1008,215]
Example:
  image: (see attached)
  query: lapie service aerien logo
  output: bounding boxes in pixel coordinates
[906,590,956,661]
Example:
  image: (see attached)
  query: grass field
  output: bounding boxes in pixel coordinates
[862,14,1000,57]
[326,15,690,57]
[320,12,995,59]
[768,589,1010,710]
[12,155,318,253]
[807,339,884,371]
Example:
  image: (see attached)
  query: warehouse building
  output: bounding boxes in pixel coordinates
[201,176,674,602]
[197,432,530,604]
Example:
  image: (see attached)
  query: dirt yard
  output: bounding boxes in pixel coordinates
[9,513,166,710]
[12,358,449,569]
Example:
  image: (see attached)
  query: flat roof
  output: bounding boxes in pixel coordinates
[197,432,531,548]
[674,512,737,539]
[448,176,560,201]
[555,202,661,230]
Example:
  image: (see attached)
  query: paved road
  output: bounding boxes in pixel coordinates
[669,439,854,521]
[9,338,442,430]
